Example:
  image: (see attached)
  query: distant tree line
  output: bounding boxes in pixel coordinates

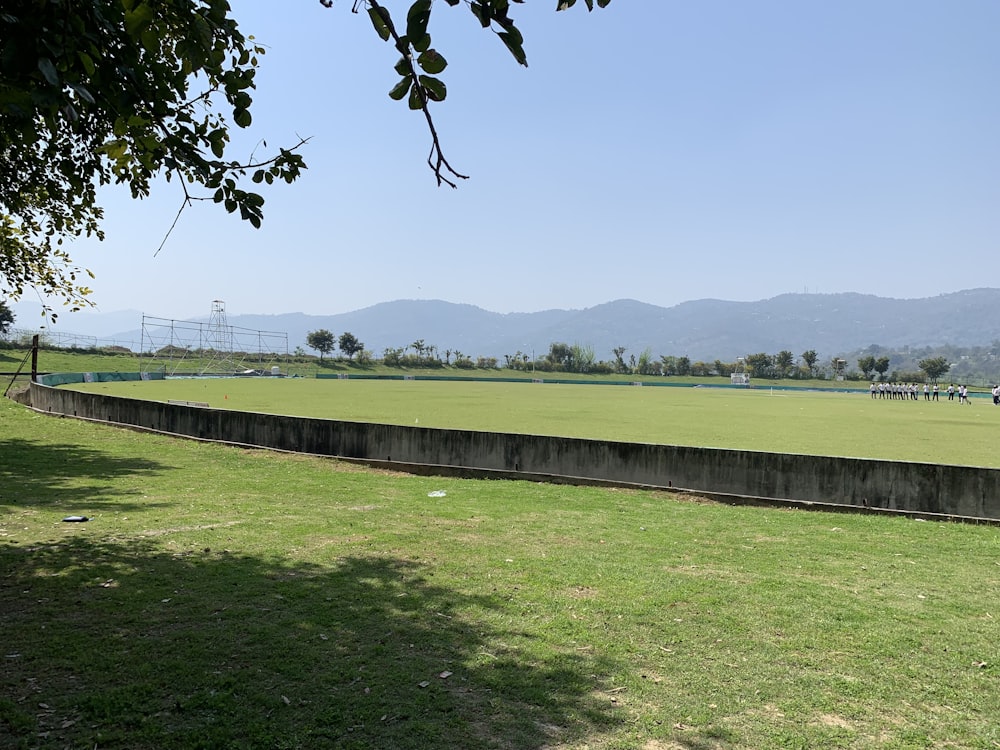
[298,330,1000,385]
[846,343,1000,386]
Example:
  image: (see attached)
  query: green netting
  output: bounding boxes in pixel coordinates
[37,371,165,386]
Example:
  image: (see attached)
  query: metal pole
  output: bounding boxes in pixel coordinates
[31,334,39,382]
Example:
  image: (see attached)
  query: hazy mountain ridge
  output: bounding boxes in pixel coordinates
[12,289,1000,362]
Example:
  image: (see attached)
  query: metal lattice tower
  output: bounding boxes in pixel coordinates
[208,300,232,352]
[203,300,237,373]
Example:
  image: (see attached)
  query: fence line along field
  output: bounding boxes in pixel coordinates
[67,378,1000,468]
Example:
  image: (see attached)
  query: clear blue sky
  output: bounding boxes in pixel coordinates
[24,0,1000,322]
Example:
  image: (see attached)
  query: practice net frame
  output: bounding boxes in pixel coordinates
[139,303,288,375]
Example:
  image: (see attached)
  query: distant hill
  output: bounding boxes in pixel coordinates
[12,289,1000,362]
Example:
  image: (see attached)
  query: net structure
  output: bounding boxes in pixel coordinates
[730,356,750,385]
[1,327,139,351]
[139,310,288,375]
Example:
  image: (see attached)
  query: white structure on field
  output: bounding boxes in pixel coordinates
[140,300,288,375]
[731,356,750,385]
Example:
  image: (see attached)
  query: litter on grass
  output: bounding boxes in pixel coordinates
[427,490,447,498]
[62,516,89,522]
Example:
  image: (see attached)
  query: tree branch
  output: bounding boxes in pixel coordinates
[366,0,468,188]
[153,135,311,256]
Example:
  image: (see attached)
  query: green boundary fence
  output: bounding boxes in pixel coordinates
[36,371,165,387]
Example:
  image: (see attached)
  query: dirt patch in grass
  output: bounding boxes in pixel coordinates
[813,713,855,729]
[136,520,244,537]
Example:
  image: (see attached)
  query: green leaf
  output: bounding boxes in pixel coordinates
[233,108,252,127]
[69,83,95,104]
[412,34,431,53]
[496,19,523,45]
[367,6,391,41]
[394,56,410,77]
[406,0,432,42]
[140,29,159,53]
[123,3,155,36]
[37,57,58,86]
[101,140,127,160]
[417,49,447,75]
[192,14,213,51]
[233,92,252,110]
[418,75,446,102]
[78,52,96,77]
[471,2,491,27]
[498,32,527,66]
[388,77,411,101]
[408,85,423,110]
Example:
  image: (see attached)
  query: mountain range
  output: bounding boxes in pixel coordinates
[11,288,1000,362]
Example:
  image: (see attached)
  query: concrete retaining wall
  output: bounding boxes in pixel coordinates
[26,382,1000,520]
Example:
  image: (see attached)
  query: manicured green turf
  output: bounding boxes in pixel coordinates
[70,377,1000,467]
[2,396,998,749]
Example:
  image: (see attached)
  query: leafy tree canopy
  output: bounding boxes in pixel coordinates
[306,329,336,361]
[1,0,610,316]
[858,355,876,379]
[801,350,818,373]
[918,356,950,382]
[339,331,364,360]
[0,0,307,316]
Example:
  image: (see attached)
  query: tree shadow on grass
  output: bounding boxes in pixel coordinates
[0,537,622,749]
[0,438,171,514]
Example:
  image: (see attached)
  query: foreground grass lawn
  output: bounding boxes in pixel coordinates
[71,377,1000,467]
[2,397,999,749]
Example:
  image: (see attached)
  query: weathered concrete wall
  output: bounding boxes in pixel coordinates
[27,382,1000,520]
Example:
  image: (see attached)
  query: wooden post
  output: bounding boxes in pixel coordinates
[31,334,39,382]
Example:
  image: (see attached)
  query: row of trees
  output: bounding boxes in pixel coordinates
[516,345,825,378]
[300,331,962,384]
[305,329,364,362]
[854,343,1000,386]
[857,354,950,383]
[304,331,506,369]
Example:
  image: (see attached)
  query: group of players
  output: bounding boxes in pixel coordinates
[868,382,979,403]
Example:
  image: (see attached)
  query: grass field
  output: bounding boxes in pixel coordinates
[2,396,999,749]
[69,377,1000,468]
